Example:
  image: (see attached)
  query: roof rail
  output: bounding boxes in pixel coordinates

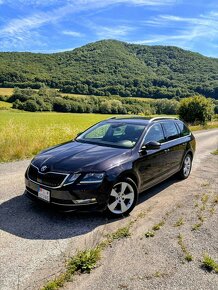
[149,116,179,123]
[107,115,150,120]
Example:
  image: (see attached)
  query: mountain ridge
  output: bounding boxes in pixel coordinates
[0,39,217,99]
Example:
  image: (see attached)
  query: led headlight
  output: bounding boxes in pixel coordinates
[63,173,81,186]
[80,173,105,184]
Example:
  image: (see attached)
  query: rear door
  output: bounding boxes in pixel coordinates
[161,120,185,174]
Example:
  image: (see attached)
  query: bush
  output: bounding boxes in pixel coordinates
[23,100,40,112]
[179,95,214,124]
[154,99,179,114]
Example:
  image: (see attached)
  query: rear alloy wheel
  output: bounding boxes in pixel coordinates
[106,178,138,217]
[178,154,192,179]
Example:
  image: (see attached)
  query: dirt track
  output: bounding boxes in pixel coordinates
[0,129,217,290]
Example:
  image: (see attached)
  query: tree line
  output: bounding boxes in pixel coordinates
[1,87,180,115]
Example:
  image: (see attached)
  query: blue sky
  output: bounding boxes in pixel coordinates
[0,0,217,57]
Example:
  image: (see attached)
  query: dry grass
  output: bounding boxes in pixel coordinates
[190,121,218,131]
[0,88,14,96]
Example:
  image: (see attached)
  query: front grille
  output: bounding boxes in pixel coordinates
[28,164,68,188]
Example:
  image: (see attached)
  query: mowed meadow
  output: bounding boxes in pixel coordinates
[0,111,112,162]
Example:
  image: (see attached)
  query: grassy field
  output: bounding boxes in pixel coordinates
[0,104,218,163]
[0,111,112,162]
[0,101,12,109]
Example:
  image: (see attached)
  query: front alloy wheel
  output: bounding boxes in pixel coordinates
[106,178,138,217]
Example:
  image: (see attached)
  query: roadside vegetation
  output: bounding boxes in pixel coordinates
[42,224,132,290]
[0,88,217,162]
[211,149,218,155]
[0,111,112,162]
[202,254,218,273]
[177,233,193,262]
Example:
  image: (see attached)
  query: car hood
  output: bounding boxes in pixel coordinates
[31,141,132,173]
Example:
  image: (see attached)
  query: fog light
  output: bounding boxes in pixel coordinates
[73,198,97,204]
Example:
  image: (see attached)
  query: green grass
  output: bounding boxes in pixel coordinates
[107,225,131,241]
[42,247,101,290]
[68,247,101,273]
[145,231,155,238]
[0,101,12,109]
[178,234,193,262]
[0,108,218,163]
[152,220,165,231]
[202,254,218,273]
[191,223,202,231]
[174,217,184,227]
[0,111,112,162]
[42,224,132,290]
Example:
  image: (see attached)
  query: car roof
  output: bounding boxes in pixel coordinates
[106,116,179,125]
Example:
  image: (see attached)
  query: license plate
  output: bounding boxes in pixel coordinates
[38,187,50,202]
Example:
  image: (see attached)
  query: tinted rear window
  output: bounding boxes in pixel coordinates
[162,121,180,141]
[176,121,190,137]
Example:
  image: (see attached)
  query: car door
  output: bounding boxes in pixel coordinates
[134,123,167,191]
[161,120,185,174]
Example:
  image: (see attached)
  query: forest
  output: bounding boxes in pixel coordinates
[0,40,218,99]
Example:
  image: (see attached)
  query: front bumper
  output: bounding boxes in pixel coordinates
[25,176,112,212]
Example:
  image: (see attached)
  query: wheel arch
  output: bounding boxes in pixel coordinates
[117,171,139,189]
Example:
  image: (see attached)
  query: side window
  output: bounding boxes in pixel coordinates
[144,124,165,143]
[176,121,190,137]
[162,121,180,141]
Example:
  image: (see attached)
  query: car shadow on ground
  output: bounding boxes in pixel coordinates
[0,175,180,240]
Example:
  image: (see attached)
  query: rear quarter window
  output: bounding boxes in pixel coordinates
[162,121,180,141]
[176,121,190,137]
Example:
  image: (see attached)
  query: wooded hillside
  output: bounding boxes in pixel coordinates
[1,40,217,99]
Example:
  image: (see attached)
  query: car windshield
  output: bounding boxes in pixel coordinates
[76,122,146,148]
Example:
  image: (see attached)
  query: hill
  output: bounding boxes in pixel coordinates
[0,40,218,99]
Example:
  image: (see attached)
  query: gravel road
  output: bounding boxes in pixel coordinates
[0,129,217,290]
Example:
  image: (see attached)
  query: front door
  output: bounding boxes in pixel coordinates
[134,123,167,191]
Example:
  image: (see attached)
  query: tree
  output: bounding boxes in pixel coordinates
[23,100,39,112]
[178,95,214,124]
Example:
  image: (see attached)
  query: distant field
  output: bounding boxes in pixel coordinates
[0,101,12,109]
[0,87,156,103]
[0,88,14,96]
[0,111,112,162]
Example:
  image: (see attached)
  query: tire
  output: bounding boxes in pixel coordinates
[178,154,192,179]
[105,177,138,218]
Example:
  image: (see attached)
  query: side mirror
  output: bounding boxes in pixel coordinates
[141,141,161,151]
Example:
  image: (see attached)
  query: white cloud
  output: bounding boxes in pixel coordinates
[62,30,84,37]
[94,25,134,38]
[0,0,177,37]
[138,10,218,48]
[0,0,178,50]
